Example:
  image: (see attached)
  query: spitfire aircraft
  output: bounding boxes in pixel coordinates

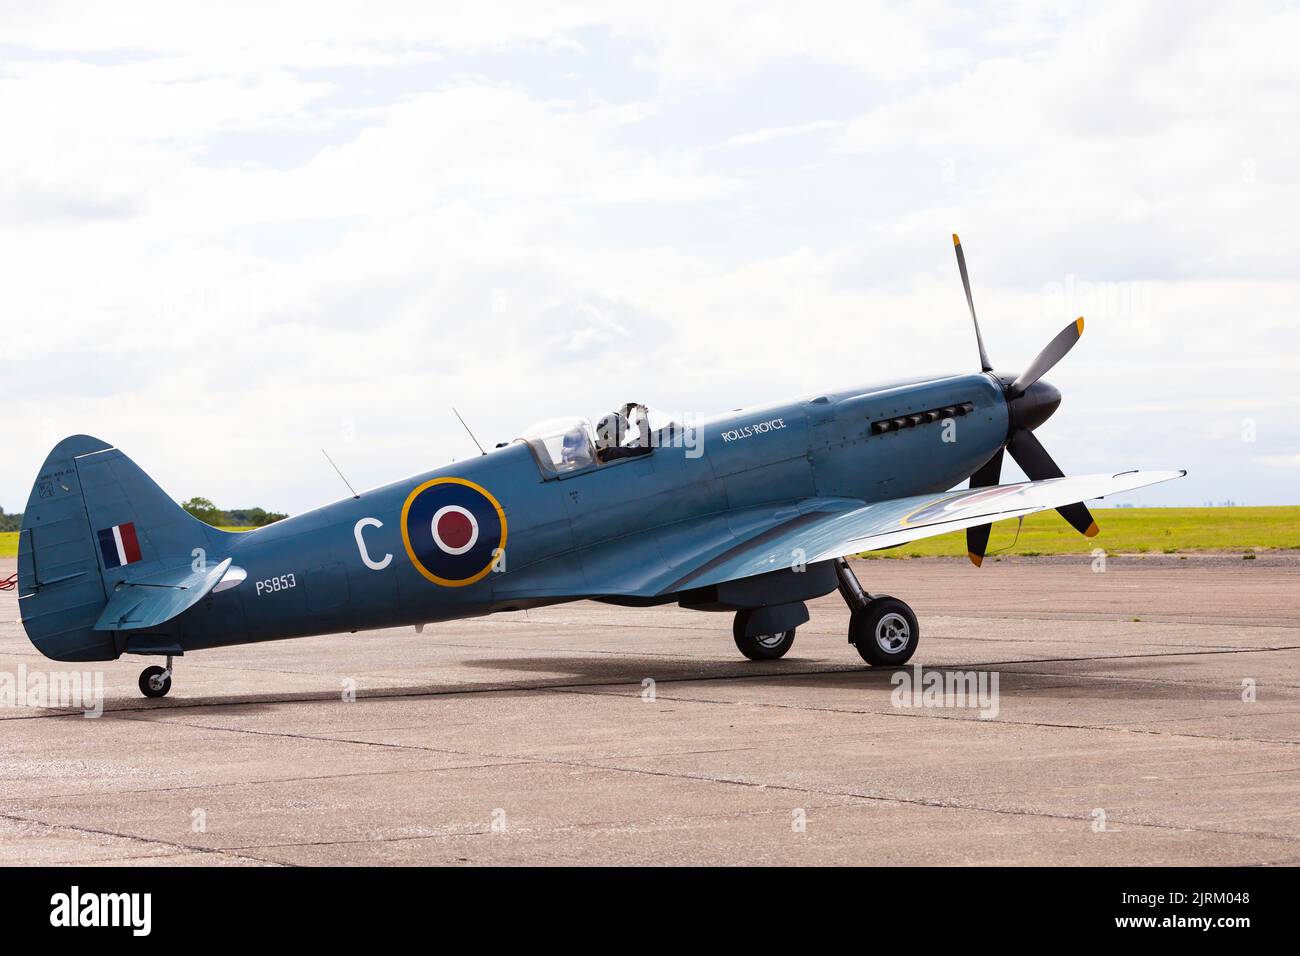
[18,236,1183,697]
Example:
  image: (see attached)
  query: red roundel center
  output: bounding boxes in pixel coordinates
[437,510,474,550]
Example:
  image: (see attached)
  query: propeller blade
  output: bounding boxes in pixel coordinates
[953,234,993,373]
[1055,499,1099,538]
[965,449,1003,567]
[1008,316,1084,398]
[1007,427,1060,479]
[1006,429,1099,537]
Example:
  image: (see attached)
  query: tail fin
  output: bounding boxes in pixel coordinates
[18,436,226,661]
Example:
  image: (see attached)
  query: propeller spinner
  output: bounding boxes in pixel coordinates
[952,234,1097,567]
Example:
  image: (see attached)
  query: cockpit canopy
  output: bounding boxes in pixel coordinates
[517,417,597,476]
[516,404,679,478]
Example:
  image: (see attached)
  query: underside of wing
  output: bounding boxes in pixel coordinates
[657,469,1186,594]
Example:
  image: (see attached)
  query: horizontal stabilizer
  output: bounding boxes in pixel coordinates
[94,558,232,631]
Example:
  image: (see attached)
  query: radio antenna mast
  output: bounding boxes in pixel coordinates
[321,449,360,499]
[452,407,487,456]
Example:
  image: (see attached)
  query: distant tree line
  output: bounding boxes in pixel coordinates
[1,501,286,531]
[180,498,287,528]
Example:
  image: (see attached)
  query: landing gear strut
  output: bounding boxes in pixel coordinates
[835,558,919,667]
[138,656,173,699]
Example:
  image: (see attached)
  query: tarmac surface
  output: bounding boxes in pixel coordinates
[2,553,1298,866]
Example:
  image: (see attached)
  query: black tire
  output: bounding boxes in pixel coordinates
[138,665,172,699]
[732,610,796,661]
[850,596,919,666]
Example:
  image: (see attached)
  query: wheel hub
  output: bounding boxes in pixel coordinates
[754,631,788,648]
[874,613,910,653]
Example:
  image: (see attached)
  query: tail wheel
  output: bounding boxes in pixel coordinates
[138,665,172,699]
[733,610,796,661]
[850,596,919,666]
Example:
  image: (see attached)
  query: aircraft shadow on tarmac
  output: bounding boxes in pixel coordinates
[444,652,1232,703]
[89,649,1245,715]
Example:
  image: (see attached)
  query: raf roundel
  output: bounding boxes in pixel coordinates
[400,478,506,587]
[898,484,1027,527]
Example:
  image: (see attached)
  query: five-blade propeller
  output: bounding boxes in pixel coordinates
[952,234,1098,567]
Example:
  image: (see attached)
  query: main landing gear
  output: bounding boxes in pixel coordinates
[138,656,174,699]
[727,559,920,666]
[835,558,919,667]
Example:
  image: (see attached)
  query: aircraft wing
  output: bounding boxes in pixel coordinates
[658,469,1186,594]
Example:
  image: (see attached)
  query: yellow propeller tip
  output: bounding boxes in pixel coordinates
[1084,521,1099,538]
[967,551,984,567]
[952,234,961,245]
[1075,316,1085,334]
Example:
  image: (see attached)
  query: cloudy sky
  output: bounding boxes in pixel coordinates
[2,1,1297,516]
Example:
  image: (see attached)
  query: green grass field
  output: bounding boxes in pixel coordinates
[859,506,1300,558]
[1,508,1297,561]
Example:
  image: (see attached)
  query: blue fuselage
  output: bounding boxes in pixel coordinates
[174,372,1009,652]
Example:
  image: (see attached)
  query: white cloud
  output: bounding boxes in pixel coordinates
[1256,454,1300,469]
[1,1,1298,515]
[723,120,840,148]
